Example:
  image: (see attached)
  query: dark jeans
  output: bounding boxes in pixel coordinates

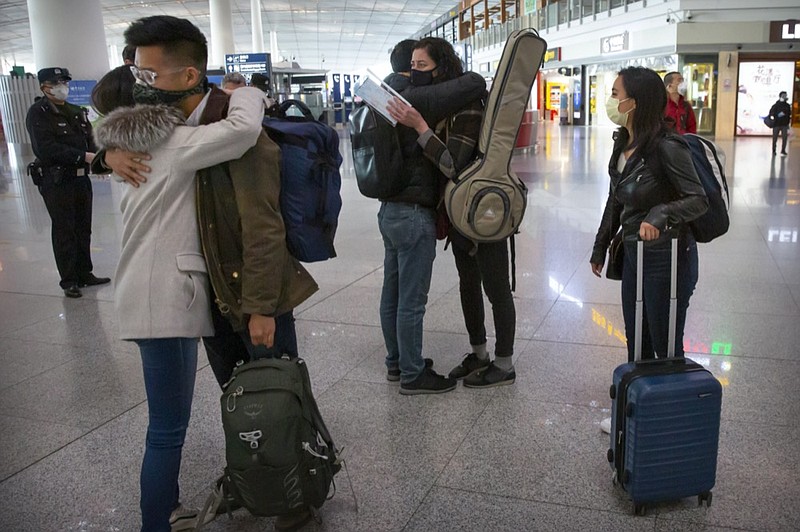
[450,232,516,358]
[203,303,298,388]
[39,175,94,288]
[135,338,198,532]
[772,126,789,153]
[621,235,698,362]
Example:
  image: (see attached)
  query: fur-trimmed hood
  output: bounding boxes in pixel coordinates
[94,104,185,153]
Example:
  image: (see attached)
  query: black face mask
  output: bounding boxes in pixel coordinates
[132,78,208,106]
[410,68,436,87]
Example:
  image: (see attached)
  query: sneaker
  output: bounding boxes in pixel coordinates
[275,507,313,531]
[399,367,457,395]
[448,352,490,380]
[600,417,612,434]
[463,362,515,389]
[781,151,788,157]
[387,357,433,382]
[78,274,111,287]
[169,504,198,531]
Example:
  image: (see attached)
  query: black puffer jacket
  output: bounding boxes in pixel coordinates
[382,72,486,208]
[591,130,708,264]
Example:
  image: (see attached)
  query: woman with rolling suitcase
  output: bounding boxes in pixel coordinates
[589,66,709,433]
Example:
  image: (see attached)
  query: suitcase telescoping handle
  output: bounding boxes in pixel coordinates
[634,238,678,362]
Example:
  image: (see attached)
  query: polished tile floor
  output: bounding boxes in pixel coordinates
[0,122,798,531]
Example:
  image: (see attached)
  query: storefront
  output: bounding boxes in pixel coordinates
[735,56,797,136]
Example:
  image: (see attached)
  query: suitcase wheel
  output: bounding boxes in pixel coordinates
[698,491,713,508]
[633,502,647,516]
[606,449,614,463]
[609,384,616,399]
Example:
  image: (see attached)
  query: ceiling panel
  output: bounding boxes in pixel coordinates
[0,0,458,73]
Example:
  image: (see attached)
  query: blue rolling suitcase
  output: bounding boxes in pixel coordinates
[607,239,722,515]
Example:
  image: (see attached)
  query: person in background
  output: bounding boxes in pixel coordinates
[389,38,516,389]
[221,71,246,92]
[768,91,791,156]
[590,67,708,434]
[663,71,696,135]
[122,44,136,66]
[25,67,111,298]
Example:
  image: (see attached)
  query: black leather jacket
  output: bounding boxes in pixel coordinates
[383,72,486,209]
[591,131,708,264]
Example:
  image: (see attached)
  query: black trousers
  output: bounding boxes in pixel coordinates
[203,302,299,389]
[39,175,93,288]
[450,232,516,358]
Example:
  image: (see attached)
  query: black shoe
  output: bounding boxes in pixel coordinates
[387,357,433,382]
[63,285,82,298]
[274,507,313,531]
[400,367,457,395]
[78,274,111,287]
[448,352,491,380]
[463,362,516,389]
[781,151,788,157]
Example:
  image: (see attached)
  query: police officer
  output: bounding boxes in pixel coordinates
[25,67,110,298]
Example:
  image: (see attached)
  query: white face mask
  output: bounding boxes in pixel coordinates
[48,84,69,101]
[605,96,632,127]
[677,82,687,95]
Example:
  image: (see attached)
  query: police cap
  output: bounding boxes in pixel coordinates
[37,67,72,84]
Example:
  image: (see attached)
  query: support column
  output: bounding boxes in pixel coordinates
[26,0,109,80]
[209,0,235,69]
[251,0,264,53]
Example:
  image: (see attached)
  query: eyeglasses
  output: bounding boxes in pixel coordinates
[129,65,188,86]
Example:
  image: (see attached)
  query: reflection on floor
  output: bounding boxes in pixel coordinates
[0,123,798,531]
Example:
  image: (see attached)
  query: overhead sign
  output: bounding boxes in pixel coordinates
[224,52,272,75]
[601,32,629,54]
[770,20,800,42]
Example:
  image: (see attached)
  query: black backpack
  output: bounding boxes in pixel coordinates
[201,357,341,522]
[681,134,730,243]
[348,103,406,199]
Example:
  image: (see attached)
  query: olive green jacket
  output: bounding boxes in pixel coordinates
[197,87,318,331]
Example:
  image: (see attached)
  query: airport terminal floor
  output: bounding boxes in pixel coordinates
[0,122,798,531]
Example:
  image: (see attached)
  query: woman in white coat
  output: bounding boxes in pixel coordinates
[93,70,265,531]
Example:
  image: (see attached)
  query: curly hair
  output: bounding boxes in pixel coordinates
[413,37,464,83]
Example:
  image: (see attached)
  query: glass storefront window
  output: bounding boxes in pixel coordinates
[582,0,594,17]
[682,61,716,135]
[611,0,625,8]
[571,0,582,20]
[595,0,608,13]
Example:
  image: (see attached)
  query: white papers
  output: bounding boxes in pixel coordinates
[353,71,412,126]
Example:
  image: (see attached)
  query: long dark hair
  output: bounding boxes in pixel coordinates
[92,65,136,116]
[618,66,669,160]
[414,37,464,83]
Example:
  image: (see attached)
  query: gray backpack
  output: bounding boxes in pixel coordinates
[445,29,546,242]
[203,357,341,521]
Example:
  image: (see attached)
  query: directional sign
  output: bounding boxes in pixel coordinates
[224,52,272,78]
[66,80,97,108]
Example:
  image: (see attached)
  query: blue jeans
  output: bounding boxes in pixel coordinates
[378,202,437,383]
[135,338,198,532]
[621,235,698,362]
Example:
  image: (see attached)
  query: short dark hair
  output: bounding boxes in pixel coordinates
[618,66,669,158]
[663,71,681,87]
[779,91,788,98]
[413,37,464,83]
[124,16,207,75]
[92,65,136,115]
[122,45,136,63]
[390,39,417,73]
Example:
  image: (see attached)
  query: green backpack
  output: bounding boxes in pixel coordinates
[212,357,341,518]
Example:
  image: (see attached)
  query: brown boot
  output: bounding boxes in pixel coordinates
[274,507,313,531]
